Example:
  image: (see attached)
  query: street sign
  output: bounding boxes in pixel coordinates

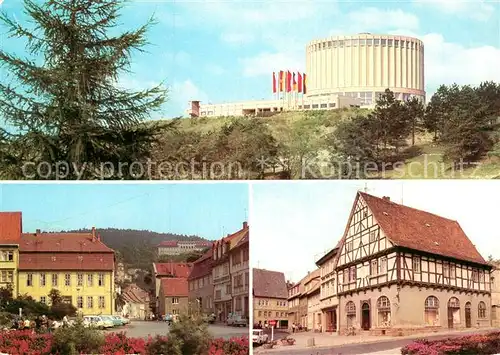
[269,320,276,326]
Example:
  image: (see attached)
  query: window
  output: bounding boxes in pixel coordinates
[480,271,485,283]
[258,311,262,317]
[395,40,399,47]
[360,39,366,46]
[87,296,93,309]
[370,259,378,276]
[77,273,83,287]
[379,257,387,273]
[320,103,327,108]
[226,284,231,295]
[0,270,13,283]
[374,39,380,45]
[388,39,393,46]
[40,273,46,287]
[349,266,357,282]
[343,269,349,284]
[98,296,105,309]
[346,241,353,252]
[413,258,421,273]
[472,270,479,282]
[172,297,179,304]
[443,264,449,278]
[52,274,58,287]
[98,273,105,287]
[215,290,221,300]
[424,296,439,326]
[276,312,279,317]
[77,296,83,308]
[345,40,351,47]
[352,39,358,46]
[369,231,376,242]
[377,296,391,326]
[172,309,179,315]
[367,39,373,46]
[346,301,356,326]
[312,104,319,109]
[381,39,387,46]
[478,302,487,319]
[450,265,456,279]
[87,274,93,287]
[27,273,33,287]
[65,273,71,286]
[40,296,46,304]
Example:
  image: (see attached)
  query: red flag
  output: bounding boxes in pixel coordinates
[272,72,277,94]
[293,72,297,91]
[297,73,303,93]
[279,71,284,92]
[286,71,292,92]
[303,73,307,94]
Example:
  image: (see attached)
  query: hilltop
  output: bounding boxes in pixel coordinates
[150,95,500,180]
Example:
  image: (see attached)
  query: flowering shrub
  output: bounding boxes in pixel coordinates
[401,331,500,355]
[0,330,249,355]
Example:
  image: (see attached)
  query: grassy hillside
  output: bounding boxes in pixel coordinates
[152,108,500,179]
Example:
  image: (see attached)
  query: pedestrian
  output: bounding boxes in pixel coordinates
[292,322,295,333]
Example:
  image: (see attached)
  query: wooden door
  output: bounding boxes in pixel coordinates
[447,307,454,328]
[465,303,471,328]
[361,303,371,330]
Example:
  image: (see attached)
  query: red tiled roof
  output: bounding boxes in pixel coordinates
[20,232,114,253]
[188,249,213,281]
[18,252,114,270]
[0,212,22,244]
[160,277,188,297]
[157,240,213,247]
[359,192,487,265]
[253,268,288,299]
[123,284,149,304]
[154,263,193,278]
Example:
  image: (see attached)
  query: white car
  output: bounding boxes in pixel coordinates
[227,314,247,327]
[252,329,269,345]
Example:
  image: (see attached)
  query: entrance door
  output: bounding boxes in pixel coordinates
[447,297,460,329]
[447,307,454,328]
[361,302,371,330]
[332,309,337,331]
[465,302,471,328]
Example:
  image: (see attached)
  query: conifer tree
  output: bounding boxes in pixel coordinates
[0,0,168,179]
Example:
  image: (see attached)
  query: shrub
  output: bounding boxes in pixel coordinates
[167,314,212,355]
[401,331,500,355]
[0,327,249,355]
[51,317,105,355]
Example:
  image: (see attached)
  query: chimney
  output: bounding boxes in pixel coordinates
[382,196,391,201]
[243,221,248,229]
[35,229,41,235]
[91,227,96,242]
[97,233,101,242]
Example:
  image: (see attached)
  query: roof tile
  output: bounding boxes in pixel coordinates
[0,212,22,244]
[160,277,188,297]
[253,268,288,299]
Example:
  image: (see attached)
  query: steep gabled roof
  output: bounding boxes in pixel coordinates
[253,268,288,299]
[19,253,114,271]
[358,192,487,266]
[122,284,150,304]
[0,212,22,245]
[160,277,188,297]
[188,248,213,281]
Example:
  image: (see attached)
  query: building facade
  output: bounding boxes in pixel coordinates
[187,249,214,316]
[253,268,288,329]
[212,236,234,322]
[18,227,115,315]
[304,269,321,331]
[158,277,189,317]
[316,244,341,333]
[306,34,425,104]
[490,262,500,327]
[335,192,491,335]
[229,223,250,319]
[121,283,150,320]
[0,213,22,297]
[153,262,193,312]
[157,240,212,256]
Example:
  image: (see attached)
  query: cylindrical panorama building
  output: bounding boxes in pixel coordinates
[305,33,425,105]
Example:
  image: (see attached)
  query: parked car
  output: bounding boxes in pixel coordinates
[252,329,269,345]
[203,313,216,324]
[116,315,130,325]
[226,314,247,327]
[96,315,115,328]
[83,316,108,329]
[101,315,122,327]
[164,313,173,325]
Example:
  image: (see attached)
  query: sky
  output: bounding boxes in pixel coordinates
[250,180,500,283]
[0,183,248,240]
[1,0,499,117]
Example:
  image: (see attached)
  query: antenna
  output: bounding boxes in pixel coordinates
[364,182,368,193]
[401,182,404,205]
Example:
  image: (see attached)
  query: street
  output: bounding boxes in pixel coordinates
[108,321,249,340]
[254,328,499,354]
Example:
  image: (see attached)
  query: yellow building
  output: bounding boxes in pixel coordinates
[0,212,22,297]
[253,268,289,329]
[17,227,115,315]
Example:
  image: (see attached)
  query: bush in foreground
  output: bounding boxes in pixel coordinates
[0,329,249,355]
[401,331,500,355]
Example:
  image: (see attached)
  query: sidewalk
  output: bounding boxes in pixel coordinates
[254,327,497,353]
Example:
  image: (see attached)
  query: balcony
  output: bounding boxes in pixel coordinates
[213,274,230,284]
[233,285,249,295]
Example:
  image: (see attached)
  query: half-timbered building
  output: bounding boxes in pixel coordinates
[335,192,492,335]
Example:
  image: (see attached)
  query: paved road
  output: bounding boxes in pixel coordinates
[256,328,497,354]
[107,321,248,340]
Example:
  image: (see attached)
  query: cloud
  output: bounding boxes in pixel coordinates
[422,33,500,92]
[239,52,303,77]
[220,32,255,45]
[345,7,420,31]
[163,51,192,68]
[414,0,495,21]
[205,63,226,76]
[169,80,208,111]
